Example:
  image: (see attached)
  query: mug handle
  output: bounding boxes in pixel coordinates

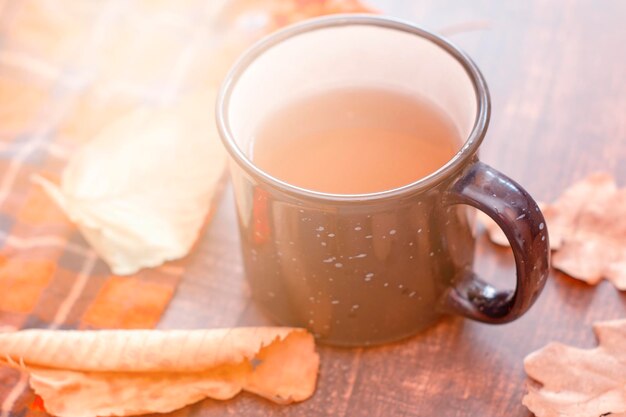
[441,160,550,323]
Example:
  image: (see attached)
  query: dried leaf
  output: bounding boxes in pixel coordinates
[523,319,626,417]
[476,202,550,248]
[475,210,511,247]
[0,327,319,417]
[546,173,626,288]
[479,173,626,289]
[32,93,227,275]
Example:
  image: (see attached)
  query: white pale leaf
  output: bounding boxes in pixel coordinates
[33,94,227,275]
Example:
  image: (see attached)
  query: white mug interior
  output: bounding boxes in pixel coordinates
[227,19,478,159]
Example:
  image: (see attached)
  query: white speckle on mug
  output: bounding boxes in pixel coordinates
[409,242,414,246]
[365,272,374,281]
[331,300,340,305]
[409,291,417,297]
[350,253,367,259]
[316,226,325,232]
[351,304,360,310]
[541,235,545,241]
[328,233,336,238]
[389,229,397,235]
[354,226,362,231]
[335,262,343,268]
[322,257,335,263]
[539,222,545,230]
[308,319,315,325]
[309,296,315,302]
[365,235,373,239]
[321,242,327,246]
[430,252,435,257]
[409,255,413,259]
[383,282,389,287]
[418,228,423,233]
[398,284,404,289]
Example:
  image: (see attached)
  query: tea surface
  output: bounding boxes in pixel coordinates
[252,87,461,194]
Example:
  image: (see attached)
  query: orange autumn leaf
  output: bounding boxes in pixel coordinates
[0,327,319,417]
[523,319,626,417]
[480,173,626,289]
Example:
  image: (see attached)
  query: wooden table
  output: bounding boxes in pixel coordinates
[159,1,626,415]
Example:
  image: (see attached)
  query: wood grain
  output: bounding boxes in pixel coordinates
[159,1,626,415]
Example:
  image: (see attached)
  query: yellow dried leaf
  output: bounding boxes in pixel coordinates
[32,93,227,275]
[0,327,319,417]
[523,319,626,417]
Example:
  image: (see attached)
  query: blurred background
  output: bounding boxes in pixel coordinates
[1,0,623,191]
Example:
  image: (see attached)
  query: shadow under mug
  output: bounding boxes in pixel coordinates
[216,15,550,346]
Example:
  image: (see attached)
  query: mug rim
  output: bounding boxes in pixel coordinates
[216,14,491,203]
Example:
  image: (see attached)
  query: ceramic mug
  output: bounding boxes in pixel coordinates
[216,15,550,346]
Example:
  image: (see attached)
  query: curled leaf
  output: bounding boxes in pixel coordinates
[0,327,319,417]
[33,94,227,275]
[523,319,626,417]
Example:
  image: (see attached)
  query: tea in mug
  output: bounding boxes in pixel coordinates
[252,86,462,194]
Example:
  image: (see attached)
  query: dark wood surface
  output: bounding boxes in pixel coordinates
[159,1,626,416]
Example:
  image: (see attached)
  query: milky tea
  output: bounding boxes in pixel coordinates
[252,86,461,194]
[243,86,469,344]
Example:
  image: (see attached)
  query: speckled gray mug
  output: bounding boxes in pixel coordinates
[216,15,550,346]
